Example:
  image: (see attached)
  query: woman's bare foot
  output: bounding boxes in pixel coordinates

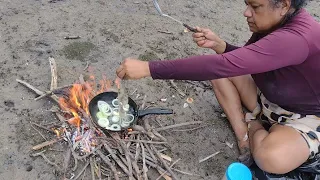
[237,139,254,166]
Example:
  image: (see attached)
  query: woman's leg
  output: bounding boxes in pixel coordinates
[211,76,257,153]
[249,121,310,174]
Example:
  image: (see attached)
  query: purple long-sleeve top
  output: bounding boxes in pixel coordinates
[149,9,320,115]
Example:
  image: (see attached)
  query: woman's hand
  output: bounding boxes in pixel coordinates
[116,58,151,80]
[192,27,226,54]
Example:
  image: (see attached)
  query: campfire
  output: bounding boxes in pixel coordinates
[17,57,203,180]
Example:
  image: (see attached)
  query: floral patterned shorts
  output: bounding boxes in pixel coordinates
[246,93,320,160]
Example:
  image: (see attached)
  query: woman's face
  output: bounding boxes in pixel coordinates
[243,0,291,33]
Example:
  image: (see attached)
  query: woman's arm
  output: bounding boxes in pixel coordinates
[149,30,309,81]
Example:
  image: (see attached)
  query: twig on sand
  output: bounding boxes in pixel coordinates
[169,80,186,97]
[134,135,141,162]
[150,144,178,180]
[140,95,147,110]
[90,157,96,180]
[79,74,85,84]
[140,143,148,180]
[156,158,181,180]
[199,151,221,163]
[83,61,90,71]
[31,150,61,170]
[172,125,207,132]
[31,125,47,141]
[72,150,79,171]
[64,36,81,40]
[142,117,160,141]
[123,139,167,145]
[103,143,130,176]
[119,141,134,180]
[143,143,157,162]
[155,121,203,132]
[157,30,173,35]
[152,129,167,142]
[32,138,62,151]
[144,159,171,177]
[74,161,90,180]
[30,122,55,133]
[63,149,71,178]
[49,57,58,90]
[97,150,120,180]
[97,161,102,180]
[172,168,201,177]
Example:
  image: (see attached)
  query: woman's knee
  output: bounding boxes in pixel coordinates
[210,78,230,90]
[253,147,296,174]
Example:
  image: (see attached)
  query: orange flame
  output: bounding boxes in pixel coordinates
[58,75,112,128]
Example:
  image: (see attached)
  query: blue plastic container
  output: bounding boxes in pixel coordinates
[224,162,252,180]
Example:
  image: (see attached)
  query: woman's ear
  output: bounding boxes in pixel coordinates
[280,0,292,16]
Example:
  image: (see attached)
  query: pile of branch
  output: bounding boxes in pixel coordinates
[17,57,203,180]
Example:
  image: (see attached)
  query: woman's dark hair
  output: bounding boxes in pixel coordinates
[270,0,309,26]
[270,0,308,10]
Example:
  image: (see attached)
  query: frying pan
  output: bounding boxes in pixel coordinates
[88,91,173,132]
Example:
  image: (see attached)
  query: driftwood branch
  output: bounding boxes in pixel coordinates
[16,79,59,103]
[34,84,72,101]
[17,79,44,96]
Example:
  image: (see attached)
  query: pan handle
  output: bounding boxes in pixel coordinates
[138,108,173,117]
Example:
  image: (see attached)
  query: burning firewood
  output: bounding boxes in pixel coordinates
[17,58,206,180]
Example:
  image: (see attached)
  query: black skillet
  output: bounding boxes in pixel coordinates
[88,91,173,132]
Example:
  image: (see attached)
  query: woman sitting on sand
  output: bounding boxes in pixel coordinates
[116,0,320,174]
